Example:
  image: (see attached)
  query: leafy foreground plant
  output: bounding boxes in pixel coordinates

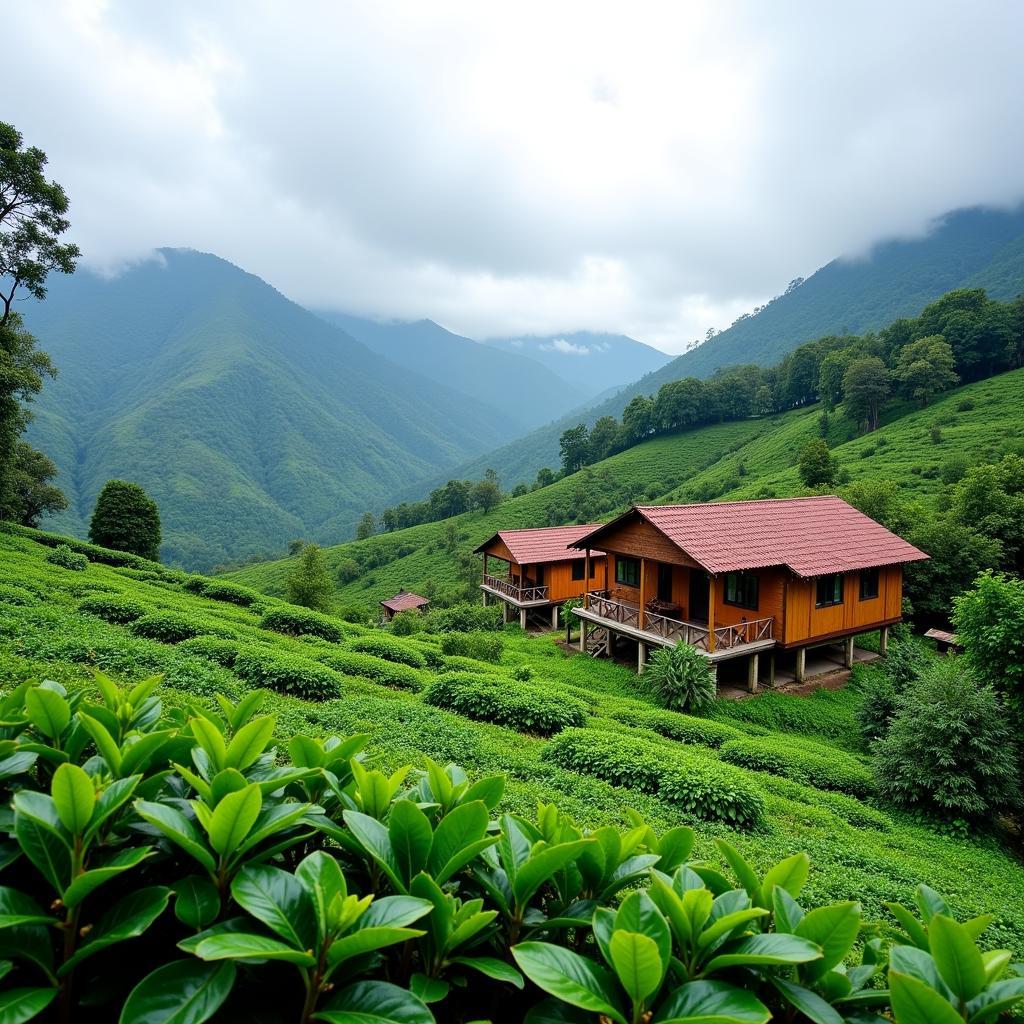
[1,672,1023,1023]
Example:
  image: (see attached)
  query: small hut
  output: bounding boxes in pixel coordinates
[380,589,430,622]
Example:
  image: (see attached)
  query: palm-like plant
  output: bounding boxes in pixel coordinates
[643,642,717,714]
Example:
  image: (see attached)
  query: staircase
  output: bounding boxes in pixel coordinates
[586,624,609,659]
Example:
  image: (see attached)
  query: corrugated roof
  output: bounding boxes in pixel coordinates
[573,496,928,577]
[380,589,430,612]
[474,524,605,565]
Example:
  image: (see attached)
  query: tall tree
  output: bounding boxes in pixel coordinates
[797,439,838,488]
[472,474,502,514]
[558,423,590,473]
[0,440,67,526]
[842,356,890,431]
[893,335,958,405]
[355,511,376,540]
[0,123,79,516]
[285,543,334,611]
[587,416,620,463]
[88,480,162,561]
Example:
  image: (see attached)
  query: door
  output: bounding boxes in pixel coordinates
[657,564,673,602]
[689,570,709,622]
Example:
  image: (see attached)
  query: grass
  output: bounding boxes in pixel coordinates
[3,523,1024,955]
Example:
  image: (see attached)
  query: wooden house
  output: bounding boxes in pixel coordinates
[379,589,430,622]
[474,525,608,628]
[571,496,928,687]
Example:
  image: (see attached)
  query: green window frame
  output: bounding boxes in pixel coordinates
[724,571,759,610]
[815,573,844,608]
[616,557,640,588]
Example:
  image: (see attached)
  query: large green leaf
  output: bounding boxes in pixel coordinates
[297,851,347,937]
[25,687,70,740]
[343,811,404,892]
[0,986,57,1024]
[449,955,523,988]
[62,845,153,908]
[83,775,141,844]
[615,891,671,974]
[193,932,316,966]
[0,888,52,930]
[13,814,71,894]
[328,925,426,966]
[427,801,493,882]
[313,980,434,1024]
[135,800,215,873]
[770,977,844,1024]
[119,960,236,1024]
[929,914,987,1002]
[704,933,822,972]
[190,718,227,773]
[358,895,433,931]
[77,712,123,775]
[231,864,316,950]
[388,800,433,885]
[795,902,861,979]
[609,931,663,1004]
[889,970,964,1024]
[714,840,760,899]
[512,941,625,1024]
[207,784,261,857]
[967,976,1024,1022]
[512,840,592,909]
[173,876,221,931]
[758,853,810,909]
[653,979,771,1023]
[51,763,96,834]
[224,717,275,772]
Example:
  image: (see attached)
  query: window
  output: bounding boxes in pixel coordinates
[724,571,759,610]
[590,560,597,579]
[616,557,640,587]
[815,574,844,608]
[571,560,585,581]
[658,564,673,602]
[859,567,880,601]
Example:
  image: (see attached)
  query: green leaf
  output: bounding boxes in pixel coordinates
[135,800,215,873]
[795,902,861,979]
[190,718,227,773]
[327,926,426,967]
[771,887,804,934]
[343,811,404,892]
[231,864,316,950]
[615,891,671,974]
[51,763,95,834]
[655,826,695,872]
[13,813,71,895]
[930,914,987,1002]
[224,717,275,772]
[297,850,347,936]
[120,731,177,777]
[288,734,324,768]
[449,955,524,988]
[193,932,316,966]
[227,691,265,732]
[173,876,221,931]
[770,977,844,1024]
[915,885,951,923]
[358,895,433,930]
[119,960,236,1024]
[410,973,449,1003]
[889,969,964,1024]
[207,784,261,858]
[0,987,57,1024]
[0,887,52,931]
[389,800,434,885]
[885,902,929,950]
[714,840,760,899]
[967,976,1024,1023]
[462,774,505,811]
[84,775,141,844]
[704,933,823,972]
[609,931,663,1004]
[428,801,493,882]
[77,712,123,774]
[62,845,152,908]
[511,941,626,1024]
[759,853,810,908]
[512,840,592,909]
[25,687,70,740]
[313,980,434,1024]
[653,979,771,1023]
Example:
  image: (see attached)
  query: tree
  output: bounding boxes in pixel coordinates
[818,350,855,410]
[797,439,838,488]
[915,288,1014,380]
[472,476,502,514]
[88,480,162,561]
[558,424,590,473]
[949,454,1024,572]
[653,378,704,432]
[285,543,334,611]
[620,395,654,445]
[534,467,556,490]
[0,440,66,526]
[355,512,376,540]
[872,657,1019,820]
[0,123,79,517]
[587,416,620,463]
[893,335,958,405]
[842,356,890,431]
[643,643,717,714]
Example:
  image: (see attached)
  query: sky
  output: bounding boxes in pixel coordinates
[4,1,1024,354]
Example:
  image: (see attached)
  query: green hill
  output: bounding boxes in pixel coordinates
[450,204,1024,489]
[22,250,530,571]
[228,366,1024,608]
[3,523,1023,953]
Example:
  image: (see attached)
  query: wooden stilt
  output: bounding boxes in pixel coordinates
[747,653,759,693]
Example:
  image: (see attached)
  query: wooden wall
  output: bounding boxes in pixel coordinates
[514,558,608,603]
[595,517,700,567]
[782,565,902,645]
[711,571,786,630]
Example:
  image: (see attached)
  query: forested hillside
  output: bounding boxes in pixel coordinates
[22,250,527,570]
[450,205,1024,487]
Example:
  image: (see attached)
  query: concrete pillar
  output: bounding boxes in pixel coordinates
[638,641,647,672]
[579,624,588,653]
[879,625,889,657]
[795,646,806,683]
[747,653,759,693]
[520,607,527,630]
[551,605,559,629]
[843,635,854,669]
[501,603,509,625]
[708,662,718,686]
[768,652,776,688]
[482,590,488,607]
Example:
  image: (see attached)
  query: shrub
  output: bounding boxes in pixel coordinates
[643,643,716,714]
[873,657,1019,819]
[234,649,342,700]
[89,479,161,561]
[424,672,587,736]
[349,634,426,668]
[389,609,423,635]
[426,603,501,633]
[544,728,765,829]
[77,595,148,625]
[183,576,259,606]
[45,543,88,571]
[719,736,874,797]
[178,636,243,667]
[260,606,345,643]
[855,671,900,743]
[609,706,744,747]
[439,630,504,663]
[511,664,534,683]
[0,583,38,606]
[129,612,207,643]
[285,543,333,611]
[320,650,424,691]
[957,398,975,412]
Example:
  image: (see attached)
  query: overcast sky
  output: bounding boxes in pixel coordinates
[4,1,1024,353]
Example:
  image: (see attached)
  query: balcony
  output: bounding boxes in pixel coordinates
[480,573,550,606]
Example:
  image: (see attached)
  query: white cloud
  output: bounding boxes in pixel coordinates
[2,0,1023,353]
[541,338,592,356]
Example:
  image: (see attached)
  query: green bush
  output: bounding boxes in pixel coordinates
[77,595,148,625]
[712,687,861,747]
[426,602,502,633]
[389,609,423,635]
[178,635,243,667]
[129,612,207,643]
[233,649,343,700]
[45,543,88,571]
[183,576,260,606]
[855,670,900,743]
[439,630,504,663]
[0,583,38,606]
[642,642,716,714]
[424,671,587,736]
[609,705,744,747]
[259,606,345,642]
[719,736,874,797]
[320,649,424,691]
[349,634,426,668]
[544,727,765,829]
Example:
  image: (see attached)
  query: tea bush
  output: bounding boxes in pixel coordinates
[128,611,210,643]
[425,671,588,736]
[177,635,244,667]
[720,736,875,797]
[439,629,504,663]
[425,601,502,633]
[233,648,343,699]
[259,605,346,642]
[712,686,862,748]
[609,704,745,747]
[543,727,766,828]
[320,649,425,691]
[183,576,260,606]
[45,542,89,571]
[349,634,427,668]
[0,583,39,606]
[77,594,148,624]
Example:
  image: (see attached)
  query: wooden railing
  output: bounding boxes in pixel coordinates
[706,617,774,651]
[588,594,640,628]
[481,574,548,603]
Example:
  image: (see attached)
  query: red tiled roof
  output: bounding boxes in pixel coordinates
[474,525,605,565]
[573,497,928,577]
[380,589,430,612]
